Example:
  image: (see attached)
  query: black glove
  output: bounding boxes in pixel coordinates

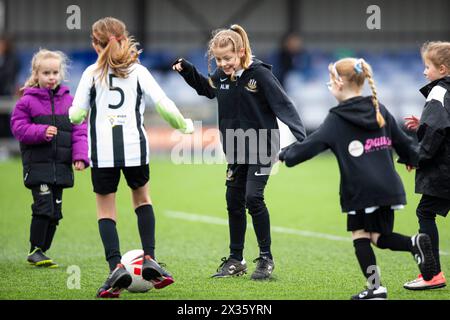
[278,142,296,162]
[278,148,287,162]
[172,58,193,73]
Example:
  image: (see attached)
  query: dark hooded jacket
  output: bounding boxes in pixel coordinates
[177,58,306,165]
[416,76,450,200]
[280,96,419,212]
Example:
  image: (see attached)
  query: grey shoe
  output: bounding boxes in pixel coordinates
[251,256,274,280]
[27,247,56,267]
[212,257,247,278]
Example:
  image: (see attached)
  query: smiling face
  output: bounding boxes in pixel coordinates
[212,44,244,76]
[36,58,61,89]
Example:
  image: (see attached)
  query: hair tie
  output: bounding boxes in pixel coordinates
[109,35,124,42]
[354,58,364,74]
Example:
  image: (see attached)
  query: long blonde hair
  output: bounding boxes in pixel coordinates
[329,57,385,128]
[91,17,141,83]
[207,24,253,85]
[21,49,68,91]
[421,41,450,72]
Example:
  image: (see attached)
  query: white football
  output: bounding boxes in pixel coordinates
[121,249,154,293]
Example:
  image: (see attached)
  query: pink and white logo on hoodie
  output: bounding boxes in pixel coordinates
[348,136,392,157]
[364,136,392,153]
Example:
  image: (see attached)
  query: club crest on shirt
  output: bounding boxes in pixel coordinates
[226,168,234,181]
[245,79,258,93]
[39,184,50,195]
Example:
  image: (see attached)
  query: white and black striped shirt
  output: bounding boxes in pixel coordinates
[73,63,166,168]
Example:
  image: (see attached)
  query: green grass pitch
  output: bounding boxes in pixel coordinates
[0,155,448,300]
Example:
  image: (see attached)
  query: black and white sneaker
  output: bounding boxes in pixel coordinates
[351,286,388,300]
[142,255,174,289]
[411,233,437,281]
[96,264,132,298]
[251,256,274,280]
[212,257,247,278]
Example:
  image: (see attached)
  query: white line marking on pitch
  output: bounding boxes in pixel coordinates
[165,210,449,256]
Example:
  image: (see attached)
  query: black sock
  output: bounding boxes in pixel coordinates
[98,218,121,271]
[418,215,441,274]
[135,204,155,259]
[353,238,380,288]
[30,216,50,252]
[42,222,57,252]
[376,233,413,252]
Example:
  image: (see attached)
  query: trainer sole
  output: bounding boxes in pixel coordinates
[28,260,54,267]
[111,273,132,291]
[211,270,247,278]
[415,234,437,281]
[152,276,175,289]
[142,266,165,282]
[403,283,447,291]
[97,289,121,298]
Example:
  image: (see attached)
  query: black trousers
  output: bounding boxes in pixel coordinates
[225,164,272,256]
[31,184,63,222]
[29,184,63,252]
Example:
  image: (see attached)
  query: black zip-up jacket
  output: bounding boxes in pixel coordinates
[177,58,306,165]
[279,96,419,212]
[416,76,450,200]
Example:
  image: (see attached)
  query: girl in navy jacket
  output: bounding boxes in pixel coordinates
[173,24,305,280]
[280,57,437,300]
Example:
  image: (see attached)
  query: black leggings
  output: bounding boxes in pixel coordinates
[225,164,272,259]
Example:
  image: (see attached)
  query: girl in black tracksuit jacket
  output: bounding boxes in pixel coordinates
[279,57,436,300]
[403,41,450,290]
[173,24,306,280]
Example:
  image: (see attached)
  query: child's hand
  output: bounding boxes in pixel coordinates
[74,161,86,171]
[404,115,420,131]
[406,165,416,172]
[46,126,58,138]
[172,58,184,72]
[182,118,194,134]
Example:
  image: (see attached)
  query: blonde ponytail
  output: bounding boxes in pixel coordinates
[361,60,385,128]
[92,17,141,84]
[229,24,252,70]
[333,58,385,128]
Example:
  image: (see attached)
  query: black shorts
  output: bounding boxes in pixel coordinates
[417,194,450,218]
[347,206,394,234]
[91,165,149,195]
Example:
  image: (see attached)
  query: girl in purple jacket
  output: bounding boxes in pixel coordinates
[10,49,89,268]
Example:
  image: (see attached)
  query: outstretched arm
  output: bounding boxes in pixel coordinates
[259,69,306,143]
[155,96,194,134]
[173,58,217,99]
[280,128,330,167]
[386,110,419,167]
[141,65,194,134]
